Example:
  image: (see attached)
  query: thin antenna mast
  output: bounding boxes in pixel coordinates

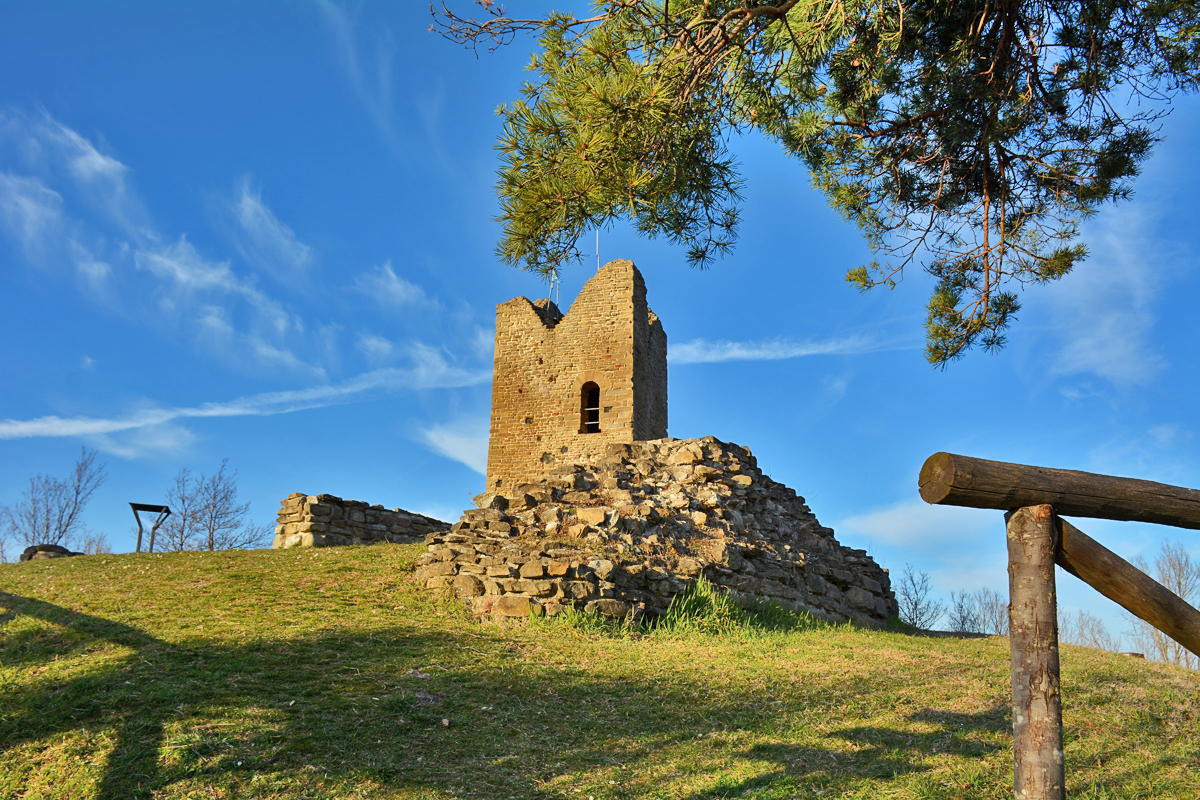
[547,268,561,309]
[596,230,600,271]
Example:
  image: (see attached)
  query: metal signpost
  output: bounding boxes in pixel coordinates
[130,503,171,554]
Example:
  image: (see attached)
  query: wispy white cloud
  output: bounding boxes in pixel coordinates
[1083,426,1197,486]
[1045,210,1167,385]
[43,116,128,185]
[87,421,199,460]
[0,345,491,444]
[0,110,323,376]
[470,325,494,361]
[0,172,63,256]
[838,498,1009,594]
[232,178,314,280]
[136,236,299,340]
[1149,424,1189,446]
[839,499,997,550]
[315,0,400,147]
[14,110,146,233]
[669,335,887,364]
[420,418,489,474]
[354,260,435,307]
[70,239,112,289]
[357,333,395,363]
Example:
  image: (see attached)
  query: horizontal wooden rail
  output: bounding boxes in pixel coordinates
[1056,518,1200,658]
[919,452,1200,530]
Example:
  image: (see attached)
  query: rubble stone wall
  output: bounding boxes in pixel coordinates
[273,493,449,549]
[418,437,897,628]
[486,259,668,493]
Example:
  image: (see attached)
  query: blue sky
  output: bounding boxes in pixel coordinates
[1,3,1197,640]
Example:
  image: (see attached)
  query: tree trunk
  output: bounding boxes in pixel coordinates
[1006,504,1065,800]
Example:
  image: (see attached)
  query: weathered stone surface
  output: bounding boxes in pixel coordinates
[587,558,616,580]
[577,507,609,526]
[424,436,897,627]
[20,543,84,562]
[474,493,509,511]
[273,495,448,549]
[452,574,485,598]
[586,599,632,618]
[492,595,541,617]
[485,263,667,494]
[519,561,545,578]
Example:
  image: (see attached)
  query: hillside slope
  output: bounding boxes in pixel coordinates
[1,546,1197,800]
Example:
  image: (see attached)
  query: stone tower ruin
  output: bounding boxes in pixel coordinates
[486,259,667,491]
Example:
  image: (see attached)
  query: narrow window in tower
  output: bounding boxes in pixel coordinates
[580,382,601,434]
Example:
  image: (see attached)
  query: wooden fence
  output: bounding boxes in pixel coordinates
[919,452,1200,800]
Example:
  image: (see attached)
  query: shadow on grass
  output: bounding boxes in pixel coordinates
[672,706,1010,800]
[1,590,1000,799]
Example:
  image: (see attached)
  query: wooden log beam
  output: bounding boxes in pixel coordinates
[1007,505,1065,800]
[920,452,1200,529]
[1056,518,1200,658]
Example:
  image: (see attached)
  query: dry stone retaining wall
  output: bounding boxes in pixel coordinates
[418,437,897,627]
[273,493,449,549]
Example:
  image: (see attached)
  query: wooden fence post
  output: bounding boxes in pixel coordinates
[1006,505,1065,800]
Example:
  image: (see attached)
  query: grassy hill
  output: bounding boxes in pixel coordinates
[1,545,1197,800]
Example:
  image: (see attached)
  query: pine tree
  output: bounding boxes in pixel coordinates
[435,0,1200,364]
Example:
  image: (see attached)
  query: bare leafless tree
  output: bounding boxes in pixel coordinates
[159,460,270,552]
[76,533,112,555]
[896,564,945,630]
[160,468,201,552]
[948,590,983,634]
[0,446,107,550]
[972,587,1010,637]
[1126,543,1199,669]
[1059,609,1121,653]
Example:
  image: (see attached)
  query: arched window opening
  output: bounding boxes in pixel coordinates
[580,382,601,434]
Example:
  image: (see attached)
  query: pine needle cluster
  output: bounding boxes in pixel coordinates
[437,0,1200,364]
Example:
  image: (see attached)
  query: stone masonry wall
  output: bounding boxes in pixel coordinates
[486,259,667,493]
[273,493,449,549]
[418,437,897,627]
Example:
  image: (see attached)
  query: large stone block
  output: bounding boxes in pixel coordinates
[585,599,632,618]
[492,595,543,617]
[452,575,485,598]
[576,507,609,526]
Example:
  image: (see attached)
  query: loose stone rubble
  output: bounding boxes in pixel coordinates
[416,436,897,627]
[273,493,449,549]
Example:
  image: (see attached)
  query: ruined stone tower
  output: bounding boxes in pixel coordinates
[486,259,667,491]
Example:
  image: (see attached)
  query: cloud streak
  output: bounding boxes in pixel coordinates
[0,172,63,256]
[1045,209,1167,385]
[315,0,400,148]
[839,499,997,549]
[0,110,330,376]
[668,335,888,364]
[354,260,435,308]
[420,418,489,474]
[0,346,490,442]
[233,178,315,280]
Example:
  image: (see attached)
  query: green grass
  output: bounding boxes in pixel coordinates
[1,546,1197,799]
